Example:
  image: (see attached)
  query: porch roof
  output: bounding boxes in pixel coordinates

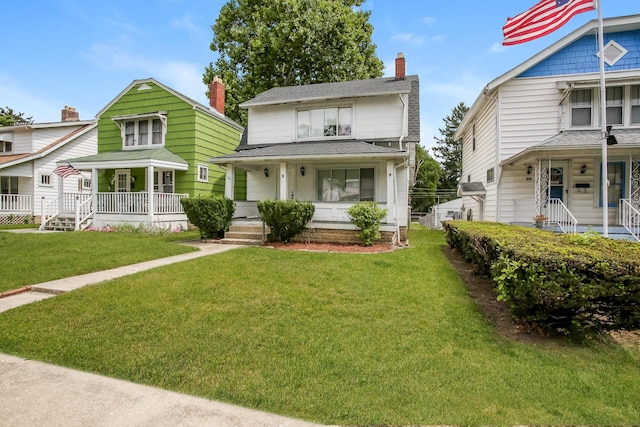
[501,129,640,166]
[62,147,189,170]
[208,140,408,164]
[458,182,486,197]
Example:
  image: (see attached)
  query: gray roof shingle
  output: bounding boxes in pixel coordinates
[240,75,419,108]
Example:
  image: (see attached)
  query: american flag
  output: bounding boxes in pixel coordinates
[53,163,81,178]
[503,0,595,46]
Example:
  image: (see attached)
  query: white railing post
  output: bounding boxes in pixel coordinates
[39,196,45,230]
[75,195,80,231]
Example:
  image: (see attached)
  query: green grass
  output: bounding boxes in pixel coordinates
[0,230,199,293]
[0,223,39,230]
[0,228,638,425]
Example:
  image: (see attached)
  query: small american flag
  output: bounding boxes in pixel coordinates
[53,163,81,178]
[503,0,595,46]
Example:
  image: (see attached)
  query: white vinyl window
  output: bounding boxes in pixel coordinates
[198,164,208,182]
[154,170,174,193]
[0,176,18,194]
[80,178,92,190]
[317,168,374,202]
[297,107,352,139]
[631,86,640,125]
[571,89,592,127]
[40,174,52,186]
[606,87,623,126]
[0,141,12,153]
[122,118,165,149]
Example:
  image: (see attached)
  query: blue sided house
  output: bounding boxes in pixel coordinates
[455,14,640,241]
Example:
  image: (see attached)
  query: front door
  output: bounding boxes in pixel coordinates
[115,169,130,193]
[549,167,564,202]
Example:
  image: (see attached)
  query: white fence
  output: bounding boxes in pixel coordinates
[0,194,32,212]
[96,192,187,215]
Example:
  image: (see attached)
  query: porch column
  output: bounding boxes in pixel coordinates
[147,166,154,223]
[57,174,64,213]
[386,160,395,219]
[225,164,235,199]
[91,169,98,201]
[279,162,288,201]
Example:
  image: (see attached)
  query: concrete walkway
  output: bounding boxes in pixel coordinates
[0,235,326,426]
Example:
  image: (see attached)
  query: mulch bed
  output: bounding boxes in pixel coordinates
[266,242,394,253]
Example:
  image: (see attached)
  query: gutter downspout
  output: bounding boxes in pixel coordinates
[398,94,408,151]
[393,160,407,247]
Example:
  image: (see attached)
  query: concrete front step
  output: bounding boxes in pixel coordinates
[220,238,264,246]
[228,225,270,233]
[224,231,264,240]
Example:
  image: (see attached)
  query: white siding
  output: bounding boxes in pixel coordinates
[10,130,33,154]
[32,125,84,151]
[246,95,405,145]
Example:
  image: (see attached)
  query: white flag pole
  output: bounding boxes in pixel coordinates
[597,0,608,237]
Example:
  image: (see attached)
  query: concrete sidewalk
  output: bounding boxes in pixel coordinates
[0,240,240,313]
[0,353,325,427]
[0,239,326,426]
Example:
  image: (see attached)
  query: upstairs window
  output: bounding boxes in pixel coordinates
[632,86,640,125]
[198,164,208,182]
[571,89,592,127]
[297,107,352,139]
[0,141,12,153]
[606,86,623,125]
[121,117,165,149]
[317,168,374,202]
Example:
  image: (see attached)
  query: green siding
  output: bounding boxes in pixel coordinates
[97,81,243,197]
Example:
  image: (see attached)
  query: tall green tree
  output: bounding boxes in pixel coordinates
[432,102,469,193]
[204,0,384,125]
[410,144,441,212]
[0,106,32,127]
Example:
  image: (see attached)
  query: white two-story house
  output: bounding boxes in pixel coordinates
[0,107,96,225]
[455,14,640,238]
[209,54,419,245]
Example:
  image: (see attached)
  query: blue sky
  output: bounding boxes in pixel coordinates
[2,0,638,152]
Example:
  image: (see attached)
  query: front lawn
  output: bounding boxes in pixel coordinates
[0,228,638,425]
[0,230,199,293]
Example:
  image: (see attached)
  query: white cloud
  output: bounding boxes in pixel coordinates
[391,33,427,46]
[489,43,507,54]
[422,16,436,26]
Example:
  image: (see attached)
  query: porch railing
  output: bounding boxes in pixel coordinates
[40,197,59,230]
[63,193,92,214]
[75,196,94,231]
[547,198,577,234]
[0,194,32,212]
[96,192,187,215]
[619,199,640,242]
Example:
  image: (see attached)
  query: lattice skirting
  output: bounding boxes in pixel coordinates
[0,214,37,225]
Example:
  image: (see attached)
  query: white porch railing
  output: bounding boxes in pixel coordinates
[63,193,92,214]
[0,194,32,212]
[619,199,640,242]
[232,201,391,223]
[96,192,187,215]
[75,196,94,231]
[40,197,59,230]
[547,198,577,234]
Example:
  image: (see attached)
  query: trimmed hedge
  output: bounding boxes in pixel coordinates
[180,195,235,239]
[257,199,315,243]
[443,220,640,336]
[347,201,388,246]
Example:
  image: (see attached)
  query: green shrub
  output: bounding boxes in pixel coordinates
[443,220,640,337]
[347,201,388,246]
[257,199,315,243]
[180,195,234,239]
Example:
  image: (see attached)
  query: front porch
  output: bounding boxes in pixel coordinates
[41,192,188,231]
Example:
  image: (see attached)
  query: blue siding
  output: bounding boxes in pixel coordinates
[518,30,640,78]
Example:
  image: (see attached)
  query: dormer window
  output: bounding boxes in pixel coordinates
[297,107,352,139]
[112,112,167,149]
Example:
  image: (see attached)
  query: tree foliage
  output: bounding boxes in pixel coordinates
[432,102,469,192]
[410,144,441,212]
[204,0,384,125]
[0,106,33,127]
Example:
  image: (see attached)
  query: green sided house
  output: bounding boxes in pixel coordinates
[42,78,243,230]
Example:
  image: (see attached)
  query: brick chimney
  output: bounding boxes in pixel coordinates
[209,77,225,115]
[61,106,79,122]
[395,52,406,80]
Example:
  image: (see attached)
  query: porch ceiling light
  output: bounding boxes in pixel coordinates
[580,164,587,174]
[527,165,532,175]
[264,167,269,178]
[300,166,305,176]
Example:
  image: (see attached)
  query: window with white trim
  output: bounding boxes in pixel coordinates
[0,141,12,153]
[317,168,374,201]
[122,117,165,148]
[40,174,52,186]
[198,164,208,182]
[154,170,174,193]
[0,176,18,194]
[297,107,352,139]
[571,89,592,127]
[606,86,623,126]
[80,178,92,190]
[631,85,640,125]
[486,168,494,183]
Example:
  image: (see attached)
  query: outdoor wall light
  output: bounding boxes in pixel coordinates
[263,168,269,178]
[606,125,618,145]
[580,164,587,174]
[527,165,532,175]
[300,166,305,176]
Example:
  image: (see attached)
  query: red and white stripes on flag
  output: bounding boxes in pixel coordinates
[503,0,595,46]
[53,163,81,178]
